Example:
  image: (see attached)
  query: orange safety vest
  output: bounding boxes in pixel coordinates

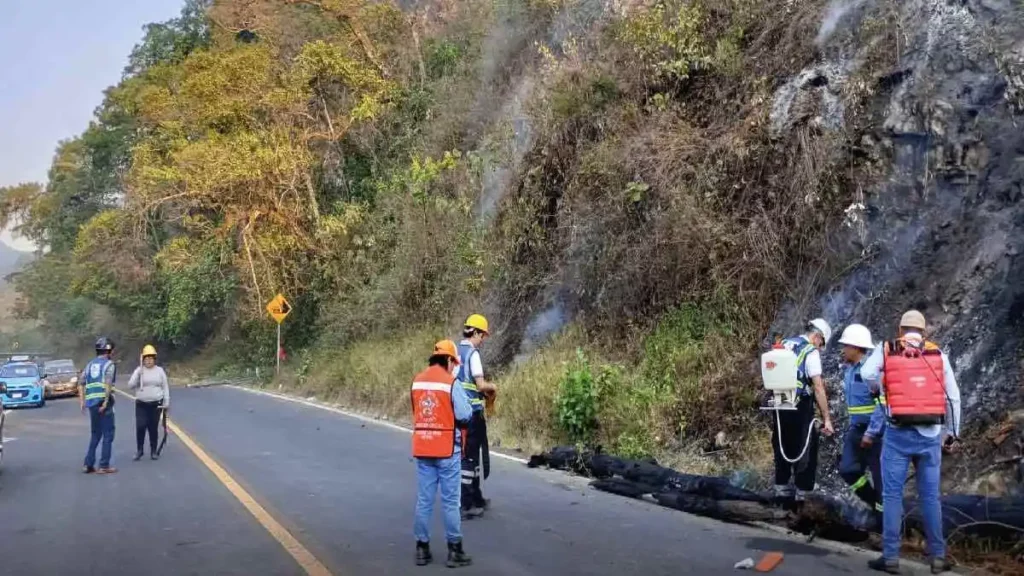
[411,365,458,459]
[883,339,946,425]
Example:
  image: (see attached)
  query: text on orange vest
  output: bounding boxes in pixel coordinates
[411,365,457,458]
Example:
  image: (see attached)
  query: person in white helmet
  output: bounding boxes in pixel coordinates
[772,318,835,504]
[836,324,885,520]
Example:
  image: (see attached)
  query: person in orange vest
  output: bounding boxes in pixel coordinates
[862,310,962,575]
[412,340,474,568]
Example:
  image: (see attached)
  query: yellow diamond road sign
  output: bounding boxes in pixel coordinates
[266,293,291,324]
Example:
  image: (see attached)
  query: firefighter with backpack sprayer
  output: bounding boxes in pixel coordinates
[836,324,886,524]
[760,318,835,506]
[862,310,962,575]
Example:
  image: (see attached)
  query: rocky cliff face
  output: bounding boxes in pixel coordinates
[772,0,1024,493]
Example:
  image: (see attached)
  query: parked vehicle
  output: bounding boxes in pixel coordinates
[0,362,47,408]
[42,359,79,398]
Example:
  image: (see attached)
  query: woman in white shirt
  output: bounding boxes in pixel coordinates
[127,345,170,461]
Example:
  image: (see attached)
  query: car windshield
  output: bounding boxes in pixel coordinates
[44,360,76,374]
[0,364,39,379]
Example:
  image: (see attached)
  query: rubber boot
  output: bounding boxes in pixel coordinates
[930,558,952,574]
[867,556,901,574]
[461,506,484,520]
[415,541,432,566]
[446,540,472,568]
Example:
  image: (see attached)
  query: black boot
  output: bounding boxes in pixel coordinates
[930,557,952,574]
[415,541,432,566]
[867,556,901,574]
[446,540,472,568]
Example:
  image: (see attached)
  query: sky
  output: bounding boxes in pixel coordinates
[0,0,185,251]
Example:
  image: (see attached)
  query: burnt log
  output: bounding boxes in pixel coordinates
[532,446,1024,544]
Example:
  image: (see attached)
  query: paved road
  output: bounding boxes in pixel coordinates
[0,386,895,575]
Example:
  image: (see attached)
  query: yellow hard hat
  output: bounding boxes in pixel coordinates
[464,314,489,334]
[899,310,927,331]
[141,344,157,357]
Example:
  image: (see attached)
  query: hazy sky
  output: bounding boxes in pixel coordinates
[0,0,185,250]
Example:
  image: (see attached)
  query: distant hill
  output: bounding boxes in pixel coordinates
[0,242,35,319]
[0,241,34,284]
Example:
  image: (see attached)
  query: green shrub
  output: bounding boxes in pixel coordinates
[556,348,601,444]
[425,39,464,79]
[616,0,711,82]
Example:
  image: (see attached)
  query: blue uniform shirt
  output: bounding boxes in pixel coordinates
[456,341,485,412]
[451,379,472,447]
[843,357,886,439]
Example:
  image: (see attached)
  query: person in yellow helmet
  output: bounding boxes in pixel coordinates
[457,314,496,518]
[127,345,170,461]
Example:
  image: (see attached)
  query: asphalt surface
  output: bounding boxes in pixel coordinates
[0,385,896,575]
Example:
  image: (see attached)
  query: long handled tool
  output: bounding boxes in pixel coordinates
[155,406,169,456]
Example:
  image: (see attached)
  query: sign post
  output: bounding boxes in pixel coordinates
[265,293,292,375]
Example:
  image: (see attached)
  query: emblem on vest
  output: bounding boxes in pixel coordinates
[419,393,438,418]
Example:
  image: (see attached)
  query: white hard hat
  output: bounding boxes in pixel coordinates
[808,318,832,346]
[838,324,874,350]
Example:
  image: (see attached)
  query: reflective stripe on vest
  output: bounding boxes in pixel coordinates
[882,340,946,424]
[411,366,457,459]
[457,343,485,410]
[782,337,816,394]
[848,404,876,415]
[83,357,112,407]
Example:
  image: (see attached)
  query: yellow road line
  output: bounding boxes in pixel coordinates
[114,390,333,576]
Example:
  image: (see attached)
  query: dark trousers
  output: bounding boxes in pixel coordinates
[461,411,487,509]
[136,400,162,454]
[772,396,819,493]
[84,405,115,469]
[839,422,883,512]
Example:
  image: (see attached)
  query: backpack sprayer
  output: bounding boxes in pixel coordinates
[760,334,821,464]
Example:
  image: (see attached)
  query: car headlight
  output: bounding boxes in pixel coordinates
[70,376,78,384]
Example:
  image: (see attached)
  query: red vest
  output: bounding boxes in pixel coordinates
[883,339,946,425]
[411,365,457,458]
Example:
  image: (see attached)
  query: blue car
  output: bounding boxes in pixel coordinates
[0,362,47,408]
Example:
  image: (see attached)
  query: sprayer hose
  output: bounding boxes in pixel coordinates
[774,409,821,464]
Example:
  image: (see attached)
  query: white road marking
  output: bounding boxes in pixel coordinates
[224,384,530,464]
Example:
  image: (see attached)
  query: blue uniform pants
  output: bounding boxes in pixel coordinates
[881,426,945,560]
[85,405,115,469]
[414,451,462,544]
[839,422,882,511]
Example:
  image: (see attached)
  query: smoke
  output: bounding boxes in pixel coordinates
[477,78,536,222]
[512,302,569,364]
[473,0,607,223]
[816,0,867,46]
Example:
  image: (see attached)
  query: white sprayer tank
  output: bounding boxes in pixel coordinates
[760,345,799,409]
